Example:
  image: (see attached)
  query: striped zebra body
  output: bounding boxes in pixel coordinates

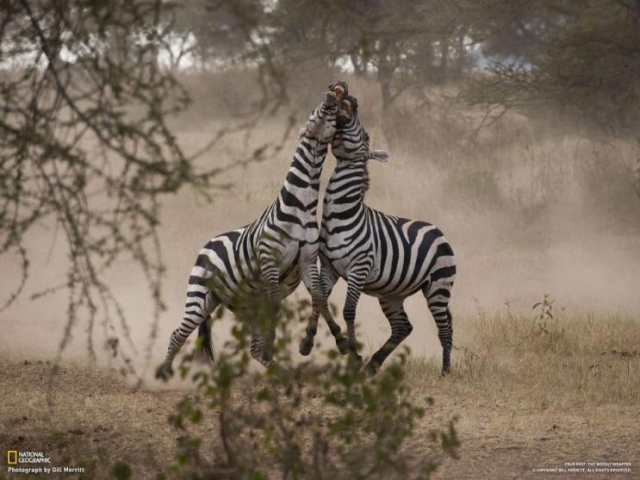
[156,88,348,380]
[300,95,456,375]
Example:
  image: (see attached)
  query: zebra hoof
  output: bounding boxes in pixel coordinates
[336,337,349,355]
[440,367,451,378]
[299,339,314,356]
[155,363,174,382]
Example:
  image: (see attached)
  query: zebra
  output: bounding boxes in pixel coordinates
[299,94,457,376]
[156,83,350,380]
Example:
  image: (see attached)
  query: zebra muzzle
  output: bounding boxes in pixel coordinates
[328,81,349,101]
[339,99,352,119]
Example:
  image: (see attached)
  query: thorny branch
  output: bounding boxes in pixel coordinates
[0,0,277,384]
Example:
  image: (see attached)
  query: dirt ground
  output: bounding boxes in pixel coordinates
[1,312,638,479]
[428,384,639,480]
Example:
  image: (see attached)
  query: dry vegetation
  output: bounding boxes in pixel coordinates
[423,311,640,479]
[1,311,638,479]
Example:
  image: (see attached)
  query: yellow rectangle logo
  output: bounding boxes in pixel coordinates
[7,450,18,465]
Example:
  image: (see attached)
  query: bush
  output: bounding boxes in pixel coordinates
[160,298,459,479]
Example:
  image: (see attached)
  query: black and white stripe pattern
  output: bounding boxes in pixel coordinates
[300,95,456,375]
[156,88,348,380]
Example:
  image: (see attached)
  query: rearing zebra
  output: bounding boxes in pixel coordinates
[300,95,456,376]
[156,84,349,380]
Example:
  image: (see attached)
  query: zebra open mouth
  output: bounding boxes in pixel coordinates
[338,99,352,119]
[333,83,345,98]
[330,81,348,104]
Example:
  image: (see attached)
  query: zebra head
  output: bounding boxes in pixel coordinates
[299,81,349,146]
[332,94,390,164]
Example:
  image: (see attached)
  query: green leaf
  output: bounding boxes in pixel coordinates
[112,461,132,480]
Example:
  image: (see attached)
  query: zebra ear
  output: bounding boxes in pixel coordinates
[368,150,390,163]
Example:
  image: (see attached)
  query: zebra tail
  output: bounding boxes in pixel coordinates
[197,320,215,364]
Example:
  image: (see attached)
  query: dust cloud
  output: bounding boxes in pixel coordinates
[1,75,639,376]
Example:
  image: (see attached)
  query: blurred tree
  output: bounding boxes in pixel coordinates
[171,0,291,116]
[178,0,472,111]
[266,0,339,68]
[267,0,468,111]
[0,0,226,369]
[463,0,640,148]
[171,0,265,69]
[462,0,567,63]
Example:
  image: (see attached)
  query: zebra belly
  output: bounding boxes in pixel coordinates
[361,276,427,299]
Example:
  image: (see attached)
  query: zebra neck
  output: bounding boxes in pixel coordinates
[279,139,327,209]
[323,162,368,213]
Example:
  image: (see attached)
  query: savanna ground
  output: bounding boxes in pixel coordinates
[1,311,639,479]
[2,72,640,478]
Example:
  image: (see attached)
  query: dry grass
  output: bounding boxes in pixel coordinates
[407,312,640,479]
[1,311,638,479]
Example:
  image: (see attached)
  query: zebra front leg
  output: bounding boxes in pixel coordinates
[255,250,282,320]
[299,261,346,355]
[250,329,276,368]
[319,260,348,354]
[250,259,282,368]
[343,271,369,365]
[365,298,413,377]
[156,291,218,381]
[249,290,280,368]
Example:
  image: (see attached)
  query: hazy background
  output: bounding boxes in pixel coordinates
[1,0,639,377]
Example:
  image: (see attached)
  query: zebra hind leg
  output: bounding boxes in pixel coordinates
[365,298,413,376]
[196,317,215,365]
[156,292,219,381]
[423,281,454,376]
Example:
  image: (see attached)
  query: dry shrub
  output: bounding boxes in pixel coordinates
[158,298,459,480]
[434,299,640,406]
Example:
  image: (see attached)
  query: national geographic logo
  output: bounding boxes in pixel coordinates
[5,450,51,464]
[6,450,86,475]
